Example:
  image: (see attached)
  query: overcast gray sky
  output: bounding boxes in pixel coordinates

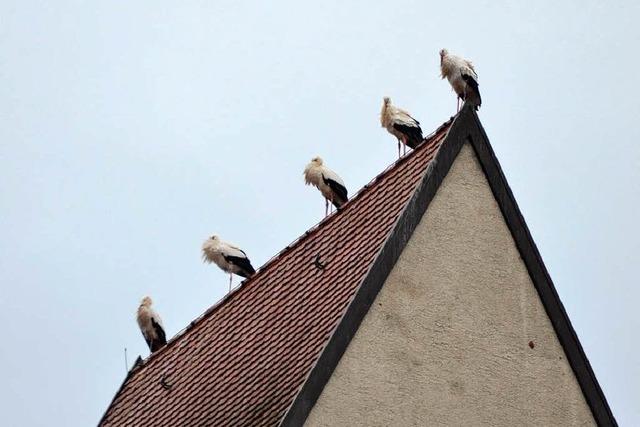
[1,1,638,425]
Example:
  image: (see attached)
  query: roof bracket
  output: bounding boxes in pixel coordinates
[313,254,326,270]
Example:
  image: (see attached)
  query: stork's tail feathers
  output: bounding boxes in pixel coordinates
[332,195,348,210]
[150,338,166,352]
[237,263,256,278]
[224,254,256,278]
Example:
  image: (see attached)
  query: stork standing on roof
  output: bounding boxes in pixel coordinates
[380,97,424,158]
[202,235,256,291]
[439,49,482,112]
[303,156,348,217]
[137,296,167,353]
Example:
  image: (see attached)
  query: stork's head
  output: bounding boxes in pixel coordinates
[208,235,219,242]
[439,49,448,62]
[383,96,391,105]
[310,156,324,166]
[140,296,153,307]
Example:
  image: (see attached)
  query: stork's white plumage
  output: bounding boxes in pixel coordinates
[136,296,167,353]
[202,235,256,291]
[303,156,348,217]
[380,97,424,158]
[439,49,482,111]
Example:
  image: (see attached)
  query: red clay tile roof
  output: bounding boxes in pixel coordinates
[99,119,453,427]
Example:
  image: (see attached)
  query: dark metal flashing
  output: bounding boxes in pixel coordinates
[279,107,616,427]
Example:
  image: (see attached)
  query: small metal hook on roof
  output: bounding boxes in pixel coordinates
[314,254,326,270]
[160,374,173,390]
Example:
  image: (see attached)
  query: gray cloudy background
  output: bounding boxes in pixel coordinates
[1,1,638,425]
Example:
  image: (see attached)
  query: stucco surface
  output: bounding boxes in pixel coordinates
[304,144,595,427]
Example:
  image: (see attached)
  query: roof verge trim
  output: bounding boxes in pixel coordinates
[466,112,616,426]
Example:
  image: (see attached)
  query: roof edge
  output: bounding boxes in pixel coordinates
[279,108,471,426]
[466,112,617,426]
[279,106,616,426]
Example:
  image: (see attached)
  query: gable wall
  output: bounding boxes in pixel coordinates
[304,144,595,426]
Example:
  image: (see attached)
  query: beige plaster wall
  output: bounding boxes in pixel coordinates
[304,144,594,427]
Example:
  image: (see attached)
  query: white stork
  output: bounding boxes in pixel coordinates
[202,235,256,291]
[439,49,482,111]
[136,296,167,353]
[380,97,424,158]
[303,156,348,217]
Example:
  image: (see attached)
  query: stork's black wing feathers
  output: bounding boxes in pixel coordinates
[322,175,348,208]
[150,318,167,352]
[461,72,479,90]
[461,73,482,110]
[152,318,167,345]
[224,254,256,278]
[392,123,424,149]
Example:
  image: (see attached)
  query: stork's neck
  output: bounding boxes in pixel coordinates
[440,56,455,78]
[380,104,392,127]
